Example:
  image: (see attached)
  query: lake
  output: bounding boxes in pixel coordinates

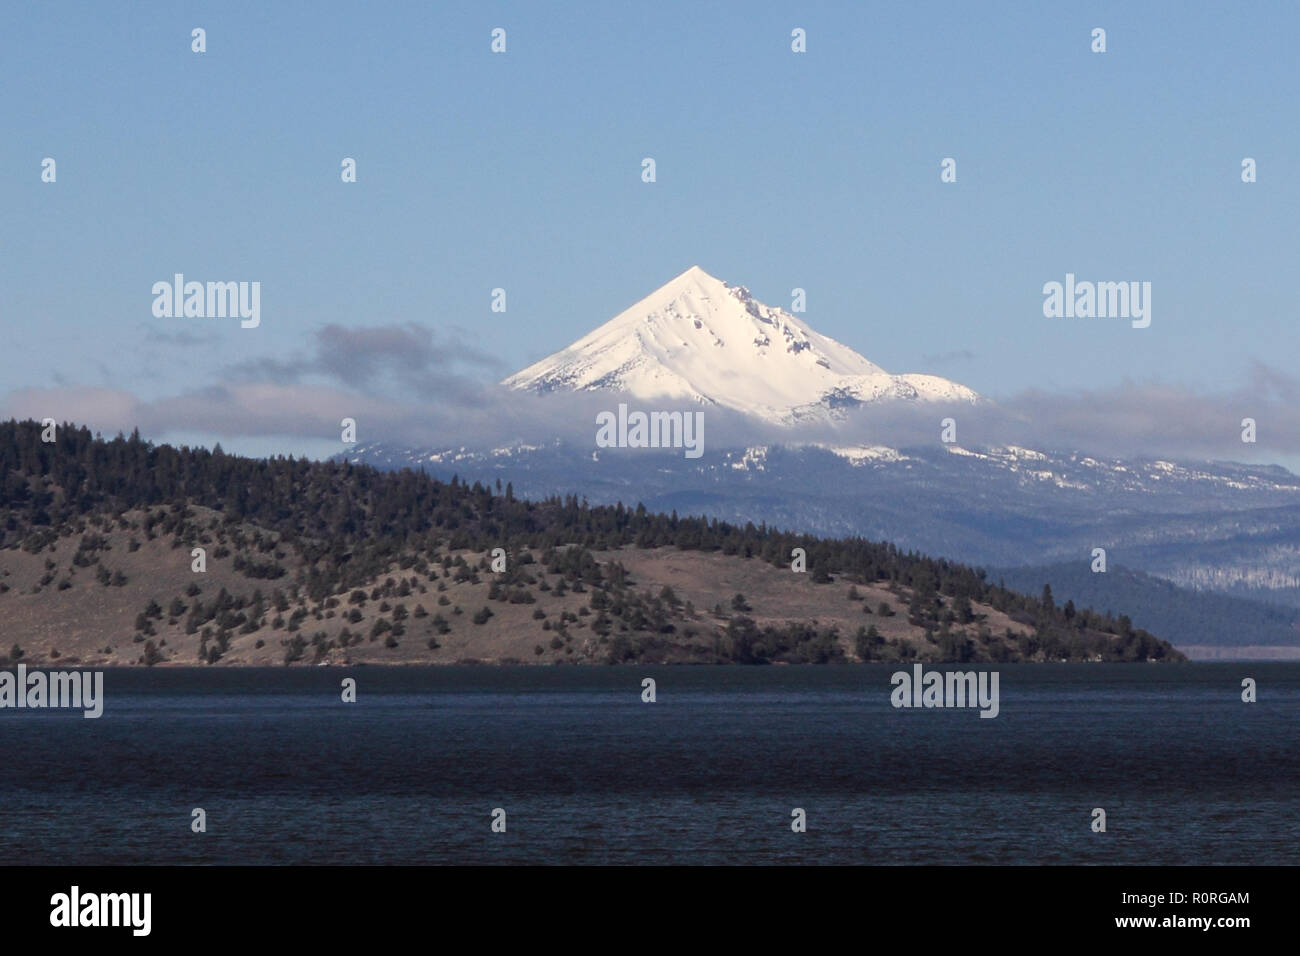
[1,663,1295,865]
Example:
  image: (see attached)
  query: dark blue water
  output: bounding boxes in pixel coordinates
[1,664,1295,865]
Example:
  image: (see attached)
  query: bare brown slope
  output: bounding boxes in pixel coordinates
[0,506,1120,667]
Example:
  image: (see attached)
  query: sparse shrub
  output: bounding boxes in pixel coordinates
[283,635,307,664]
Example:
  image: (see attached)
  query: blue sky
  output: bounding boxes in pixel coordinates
[2,1,1297,462]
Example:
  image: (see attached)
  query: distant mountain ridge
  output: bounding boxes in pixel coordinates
[989,562,1300,657]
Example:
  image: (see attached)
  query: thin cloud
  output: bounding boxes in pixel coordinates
[223,323,507,402]
[6,329,1300,468]
[138,323,220,348]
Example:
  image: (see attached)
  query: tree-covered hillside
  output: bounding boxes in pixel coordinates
[0,420,1183,664]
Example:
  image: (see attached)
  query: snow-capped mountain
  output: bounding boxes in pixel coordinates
[342,264,1300,649]
[502,265,979,424]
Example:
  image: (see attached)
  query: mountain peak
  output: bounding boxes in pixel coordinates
[503,268,979,424]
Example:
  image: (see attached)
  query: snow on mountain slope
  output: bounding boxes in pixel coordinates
[502,265,979,424]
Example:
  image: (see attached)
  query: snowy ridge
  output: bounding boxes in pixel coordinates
[503,265,979,424]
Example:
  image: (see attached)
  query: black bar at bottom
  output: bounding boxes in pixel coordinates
[3,864,1279,943]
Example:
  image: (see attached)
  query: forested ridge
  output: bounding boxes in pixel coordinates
[0,420,1182,664]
